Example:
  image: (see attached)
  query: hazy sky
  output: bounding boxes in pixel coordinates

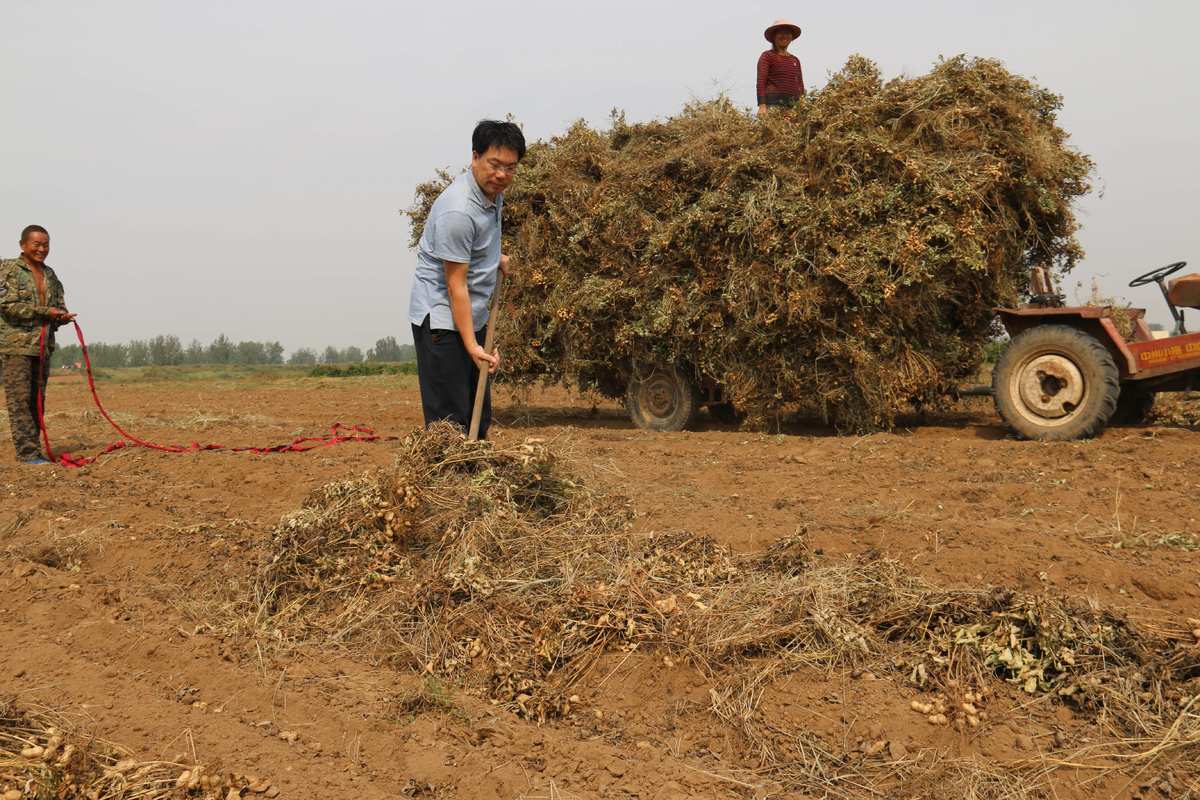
[4,1,1198,350]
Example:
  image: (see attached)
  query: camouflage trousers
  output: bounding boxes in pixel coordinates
[1,355,48,461]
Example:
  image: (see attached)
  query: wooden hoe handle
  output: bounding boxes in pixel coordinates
[468,271,505,442]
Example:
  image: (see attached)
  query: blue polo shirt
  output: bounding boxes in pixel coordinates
[409,170,502,331]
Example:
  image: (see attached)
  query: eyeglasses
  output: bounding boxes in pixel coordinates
[486,158,520,176]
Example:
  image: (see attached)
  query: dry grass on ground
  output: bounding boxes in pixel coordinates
[218,424,1200,798]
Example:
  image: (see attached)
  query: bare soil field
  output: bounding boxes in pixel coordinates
[1,371,1197,799]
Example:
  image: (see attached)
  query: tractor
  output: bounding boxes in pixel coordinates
[622,261,1200,438]
[992,261,1200,440]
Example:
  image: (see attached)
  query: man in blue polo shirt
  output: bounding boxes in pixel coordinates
[409,120,525,439]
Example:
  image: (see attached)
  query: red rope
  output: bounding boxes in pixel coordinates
[35,321,393,468]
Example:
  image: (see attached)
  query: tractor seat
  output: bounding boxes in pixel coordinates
[1167,273,1200,309]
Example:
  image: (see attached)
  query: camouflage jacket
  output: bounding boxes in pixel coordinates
[0,257,68,356]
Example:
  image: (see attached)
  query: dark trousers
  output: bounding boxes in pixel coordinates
[764,93,799,108]
[2,354,48,461]
[411,316,492,439]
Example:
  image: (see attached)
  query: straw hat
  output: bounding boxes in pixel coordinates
[764,19,802,42]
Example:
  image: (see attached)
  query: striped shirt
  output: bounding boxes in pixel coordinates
[757,50,805,105]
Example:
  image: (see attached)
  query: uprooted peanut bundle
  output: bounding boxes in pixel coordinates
[0,698,274,799]
[1151,393,1200,429]
[259,423,828,720]
[258,423,1198,787]
[408,55,1093,431]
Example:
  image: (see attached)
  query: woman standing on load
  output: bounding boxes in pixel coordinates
[757,19,805,116]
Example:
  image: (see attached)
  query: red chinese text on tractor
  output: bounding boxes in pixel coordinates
[992,261,1200,440]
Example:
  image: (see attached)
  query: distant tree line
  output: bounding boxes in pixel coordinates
[51,335,416,369]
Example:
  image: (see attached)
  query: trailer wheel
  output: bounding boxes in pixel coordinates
[992,325,1119,441]
[1112,387,1156,426]
[625,366,701,432]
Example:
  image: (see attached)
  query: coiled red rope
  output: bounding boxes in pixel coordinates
[35,321,393,468]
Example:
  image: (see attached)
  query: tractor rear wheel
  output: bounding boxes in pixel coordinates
[625,366,701,432]
[992,325,1120,441]
[1112,386,1156,426]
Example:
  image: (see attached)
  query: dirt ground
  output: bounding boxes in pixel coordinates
[1,372,1198,799]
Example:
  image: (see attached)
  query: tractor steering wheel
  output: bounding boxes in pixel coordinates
[1129,261,1187,288]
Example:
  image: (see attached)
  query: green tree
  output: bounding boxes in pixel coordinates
[367,336,409,362]
[235,341,268,364]
[51,343,82,368]
[88,342,128,368]
[127,339,150,367]
[288,347,318,365]
[208,335,234,364]
[149,334,183,365]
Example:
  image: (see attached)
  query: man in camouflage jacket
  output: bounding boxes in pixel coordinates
[1,225,75,464]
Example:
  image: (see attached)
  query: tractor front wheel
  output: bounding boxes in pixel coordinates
[992,325,1119,441]
[625,366,701,432]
